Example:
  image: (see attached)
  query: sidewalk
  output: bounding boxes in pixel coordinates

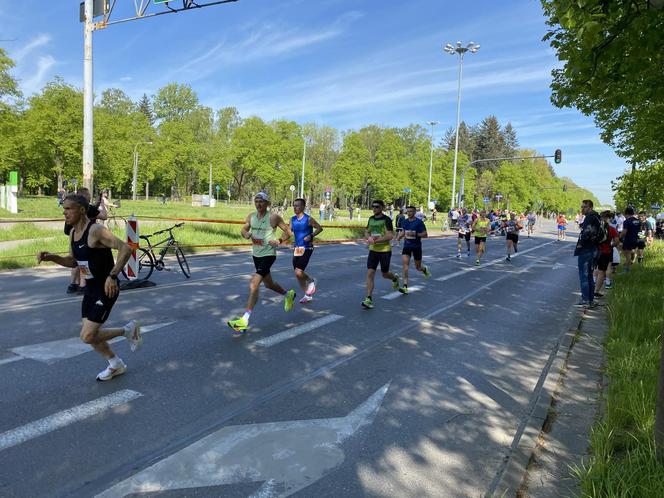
[518,304,607,497]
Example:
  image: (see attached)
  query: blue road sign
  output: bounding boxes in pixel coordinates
[483,197,489,203]
[651,203,661,210]
[215,184,221,192]
[403,187,411,193]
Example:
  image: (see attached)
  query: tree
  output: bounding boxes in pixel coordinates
[473,115,507,171]
[137,93,154,126]
[443,121,474,159]
[541,0,664,164]
[0,48,22,179]
[332,131,372,205]
[153,83,199,122]
[99,88,135,116]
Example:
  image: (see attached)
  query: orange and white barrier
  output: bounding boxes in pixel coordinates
[125,215,139,279]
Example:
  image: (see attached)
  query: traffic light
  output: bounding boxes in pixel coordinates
[554,149,562,164]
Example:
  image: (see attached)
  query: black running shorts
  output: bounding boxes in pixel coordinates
[81,286,118,324]
[402,246,422,261]
[506,233,519,243]
[367,250,391,273]
[474,236,487,245]
[253,255,276,277]
[458,232,471,241]
[292,248,314,271]
[596,252,611,272]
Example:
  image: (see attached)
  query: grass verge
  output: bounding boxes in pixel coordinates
[575,240,664,497]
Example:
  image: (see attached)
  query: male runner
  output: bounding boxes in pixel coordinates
[396,205,431,293]
[37,194,141,381]
[227,192,296,333]
[504,213,523,261]
[620,206,641,272]
[290,198,323,303]
[472,210,490,265]
[456,208,472,258]
[556,213,568,241]
[527,211,536,237]
[65,187,100,293]
[361,200,400,309]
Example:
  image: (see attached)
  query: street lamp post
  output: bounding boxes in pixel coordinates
[132,141,153,201]
[426,120,439,210]
[444,40,480,209]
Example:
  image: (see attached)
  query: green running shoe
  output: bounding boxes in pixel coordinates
[361,297,374,309]
[398,285,408,294]
[392,273,400,291]
[284,289,296,312]
[422,266,431,279]
[227,317,248,334]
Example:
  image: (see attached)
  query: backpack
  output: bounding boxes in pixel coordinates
[593,217,608,245]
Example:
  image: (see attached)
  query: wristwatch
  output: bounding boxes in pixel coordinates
[108,273,118,281]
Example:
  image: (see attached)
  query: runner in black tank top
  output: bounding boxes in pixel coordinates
[37,194,142,382]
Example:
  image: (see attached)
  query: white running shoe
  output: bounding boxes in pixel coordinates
[124,320,143,352]
[299,295,313,304]
[96,361,127,381]
[306,279,317,296]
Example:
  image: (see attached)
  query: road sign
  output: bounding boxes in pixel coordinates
[289,185,296,192]
[651,203,661,210]
[79,0,110,22]
[324,191,331,200]
[215,184,221,192]
[495,193,503,201]
[483,197,490,203]
[403,187,411,193]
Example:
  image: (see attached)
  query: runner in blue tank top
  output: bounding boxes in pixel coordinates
[290,198,323,303]
[395,205,431,293]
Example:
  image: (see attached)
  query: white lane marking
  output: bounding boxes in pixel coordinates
[0,390,142,452]
[95,384,389,498]
[381,286,422,300]
[0,356,22,366]
[435,240,556,282]
[255,314,344,348]
[8,322,175,365]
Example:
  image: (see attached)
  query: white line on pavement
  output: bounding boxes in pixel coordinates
[255,314,344,348]
[7,322,175,365]
[381,286,422,300]
[435,240,556,282]
[0,356,22,366]
[0,390,142,452]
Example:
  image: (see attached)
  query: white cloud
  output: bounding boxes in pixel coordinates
[21,55,56,96]
[11,33,51,63]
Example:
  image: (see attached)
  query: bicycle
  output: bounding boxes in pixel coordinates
[122,222,190,280]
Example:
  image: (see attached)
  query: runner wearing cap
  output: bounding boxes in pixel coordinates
[227,192,296,333]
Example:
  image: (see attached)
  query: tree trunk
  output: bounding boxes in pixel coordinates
[655,326,664,461]
[145,181,149,201]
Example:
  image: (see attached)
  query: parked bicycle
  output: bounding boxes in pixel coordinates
[121,222,190,280]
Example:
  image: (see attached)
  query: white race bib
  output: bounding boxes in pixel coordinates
[294,246,305,257]
[251,237,264,246]
[77,260,93,280]
[405,230,417,239]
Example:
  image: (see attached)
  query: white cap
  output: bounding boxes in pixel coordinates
[254,192,270,202]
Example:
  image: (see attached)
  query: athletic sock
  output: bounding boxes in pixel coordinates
[109,356,123,368]
[242,310,252,322]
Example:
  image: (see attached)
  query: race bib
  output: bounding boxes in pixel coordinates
[77,260,93,280]
[405,230,416,239]
[294,246,305,257]
[251,237,264,246]
[458,227,467,235]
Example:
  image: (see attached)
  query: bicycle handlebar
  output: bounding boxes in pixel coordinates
[143,222,185,238]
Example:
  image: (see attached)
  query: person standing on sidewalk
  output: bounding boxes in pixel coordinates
[290,198,323,304]
[37,194,141,381]
[227,192,296,333]
[574,200,602,308]
[361,200,400,309]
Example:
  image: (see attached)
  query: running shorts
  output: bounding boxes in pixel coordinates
[637,240,646,250]
[458,231,471,241]
[506,233,519,243]
[558,225,566,231]
[367,250,391,273]
[474,236,487,245]
[622,240,637,251]
[81,286,118,324]
[596,252,611,272]
[292,248,314,271]
[402,247,422,261]
[253,255,277,277]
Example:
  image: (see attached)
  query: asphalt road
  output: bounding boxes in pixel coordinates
[0,224,582,497]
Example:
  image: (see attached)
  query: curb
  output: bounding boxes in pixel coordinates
[488,304,584,497]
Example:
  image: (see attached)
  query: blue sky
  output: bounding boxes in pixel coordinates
[0,0,629,204]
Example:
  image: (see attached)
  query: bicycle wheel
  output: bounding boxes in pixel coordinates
[122,248,155,281]
[175,246,191,278]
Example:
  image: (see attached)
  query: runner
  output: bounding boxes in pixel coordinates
[636,211,649,263]
[527,211,537,237]
[361,200,400,309]
[594,210,620,298]
[620,206,640,272]
[471,210,490,266]
[504,212,523,261]
[37,194,141,381]
[65,187,100,294]
[227,192,296,333]
[556,213,568,241]
[395,205,431,293]
[394,207,406,247]
[290,198,323,304]
[456,208,472,258]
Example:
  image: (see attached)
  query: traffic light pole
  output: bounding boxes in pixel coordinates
[457,152,560,208]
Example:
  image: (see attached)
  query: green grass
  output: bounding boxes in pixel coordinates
[0,222,62,242]
[574,241,664,497]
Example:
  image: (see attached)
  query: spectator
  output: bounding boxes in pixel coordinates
[431,207,437,222]
[348,204,353,220]
[356,206,361,221]
[319,201,325,221]
[56,187,65,207]
[574,199,601,308]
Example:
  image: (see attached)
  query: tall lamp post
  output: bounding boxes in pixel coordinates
[426,120,439,210]
[300,136,310,199]
[444,40,480,209]
[132,141,153,201]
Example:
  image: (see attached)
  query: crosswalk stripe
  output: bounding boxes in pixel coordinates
[255,314,344,348]
[381,286,422,300]
[0,390,142,452]
[8,322,175,365]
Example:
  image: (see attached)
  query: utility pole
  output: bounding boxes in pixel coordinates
[82,0,94,192]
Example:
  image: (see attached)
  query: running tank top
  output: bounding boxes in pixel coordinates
[250,212,276,257]
[291,213,313,248]
[475,219,489,237]
[71,221,114,288]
